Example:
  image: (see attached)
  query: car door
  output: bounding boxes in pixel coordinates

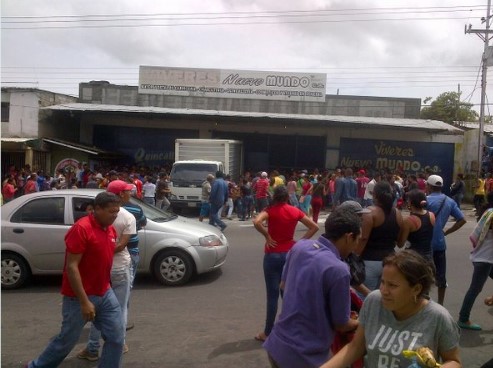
[5,196,70,273]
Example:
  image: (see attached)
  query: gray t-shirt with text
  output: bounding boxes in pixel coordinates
[360,290,459,367]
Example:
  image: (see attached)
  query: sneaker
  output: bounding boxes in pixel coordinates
[77,348,99,361]
[220,224,228,231]
[123,344,129,354]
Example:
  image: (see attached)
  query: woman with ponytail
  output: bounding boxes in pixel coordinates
[357,180,403,291]
[397,189,436,262]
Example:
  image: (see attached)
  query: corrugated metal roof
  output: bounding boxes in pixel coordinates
[44,102,463,134]
[457,122,493,134]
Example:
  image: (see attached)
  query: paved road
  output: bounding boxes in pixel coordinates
[2,208,493,367]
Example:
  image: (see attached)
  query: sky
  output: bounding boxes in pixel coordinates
[1,0,492,116]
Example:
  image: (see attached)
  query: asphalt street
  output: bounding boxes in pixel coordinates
[1,207,493,367]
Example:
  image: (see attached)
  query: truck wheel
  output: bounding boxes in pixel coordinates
[153,250,194,286]
[1,253,31,290]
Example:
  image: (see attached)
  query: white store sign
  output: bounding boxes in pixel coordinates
[139,66,326,102]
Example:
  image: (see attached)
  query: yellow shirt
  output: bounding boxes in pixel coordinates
[475,178,486,196]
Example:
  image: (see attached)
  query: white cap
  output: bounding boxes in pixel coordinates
[427,175,443,187]
[261,171,268,177]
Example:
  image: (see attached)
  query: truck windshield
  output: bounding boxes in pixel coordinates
[171,163,218,184]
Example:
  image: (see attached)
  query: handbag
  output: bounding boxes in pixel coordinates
[345,253,366,286]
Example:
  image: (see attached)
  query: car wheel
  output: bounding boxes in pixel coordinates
[153,250,194,286]
[1,253,30,290]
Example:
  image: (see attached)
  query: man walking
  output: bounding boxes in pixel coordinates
[263,207,361,367]
[78,180,137,361]
[26,192,124,368]
[426,174,466,305]
[209,171,228,231]
[199,174,214,222]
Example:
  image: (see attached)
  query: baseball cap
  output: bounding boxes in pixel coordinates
[358,169,366,175]
[261,171,268,177]
[107,180,133,195]
[95,173,103,180]
[337,200,371,214]
[427,175,443,187]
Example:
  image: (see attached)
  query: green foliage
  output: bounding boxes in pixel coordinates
[421,91,478,123]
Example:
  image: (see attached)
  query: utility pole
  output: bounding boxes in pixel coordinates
[465,0,493,173]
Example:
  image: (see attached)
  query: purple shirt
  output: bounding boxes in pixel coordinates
[263,236,352,368]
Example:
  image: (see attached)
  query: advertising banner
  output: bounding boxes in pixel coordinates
[139,66,326,102]
[339,138,455,191]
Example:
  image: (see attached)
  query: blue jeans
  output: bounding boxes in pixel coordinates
[129,250,139,289]
[209,203,226,230]
[433,250,447,288]
[239,195,254,219]
[263,252,287,336]
[288,193,299,208]
[363,260,383,291]
[29,289,123,368]
[87,267,131,355]
[143,197,155,206]
[459,262,493,322]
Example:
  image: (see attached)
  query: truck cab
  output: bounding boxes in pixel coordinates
[169,160,224,210]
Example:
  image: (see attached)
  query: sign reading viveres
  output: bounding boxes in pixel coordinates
[138,66,326,102]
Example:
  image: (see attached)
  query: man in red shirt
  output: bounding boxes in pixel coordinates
[355,170,370,206]
[26,192,125,368]
[253,171,271,213]
[23,173,38,194]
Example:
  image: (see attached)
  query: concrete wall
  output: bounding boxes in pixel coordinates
[79,82,421,119]
[8,91,40,137]
[1,89,78,138]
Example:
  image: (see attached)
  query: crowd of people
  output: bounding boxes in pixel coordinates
[4,160,493,367]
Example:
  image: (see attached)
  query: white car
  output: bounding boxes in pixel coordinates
[1,189,229,289]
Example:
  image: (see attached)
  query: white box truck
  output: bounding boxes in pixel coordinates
[169,139,243,210]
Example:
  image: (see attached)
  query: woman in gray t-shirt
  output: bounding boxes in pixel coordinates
[320,250,461,368]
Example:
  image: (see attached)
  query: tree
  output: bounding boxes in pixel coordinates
[420,91,478,123]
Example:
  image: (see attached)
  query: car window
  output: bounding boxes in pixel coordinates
[11,197,65,225]
[129,197,176,222]
[170,163,219,184]
[72,197,95,222]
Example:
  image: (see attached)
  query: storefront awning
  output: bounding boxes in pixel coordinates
[41,137,123,158]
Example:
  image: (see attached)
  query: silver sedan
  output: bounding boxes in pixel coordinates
[1,189,229,289]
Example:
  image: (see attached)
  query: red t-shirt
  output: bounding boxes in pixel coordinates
[355,177,369,198]
[265,203,306,253]
[254,178,270,199]
[2,183,15,200]
[61,214,116,297]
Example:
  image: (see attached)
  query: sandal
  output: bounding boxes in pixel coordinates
[485,296,493,306]
[457,320,482,331]
[254,332,268,342]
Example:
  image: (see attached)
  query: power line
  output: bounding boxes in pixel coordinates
[1,16,479,30]
[2,7,485,25]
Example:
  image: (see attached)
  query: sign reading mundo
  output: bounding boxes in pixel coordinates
[339,138,455,193]
[138,66,326,102]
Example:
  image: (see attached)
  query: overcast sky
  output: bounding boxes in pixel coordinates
[1,0,492,115]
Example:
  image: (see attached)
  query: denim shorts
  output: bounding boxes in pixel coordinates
[433,250,447,288]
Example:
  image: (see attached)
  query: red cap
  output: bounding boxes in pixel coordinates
[107,180,133,195]
[358,169,366,175]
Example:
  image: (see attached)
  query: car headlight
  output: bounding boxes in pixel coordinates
[199,235,224,247]
[169,194,177,200]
